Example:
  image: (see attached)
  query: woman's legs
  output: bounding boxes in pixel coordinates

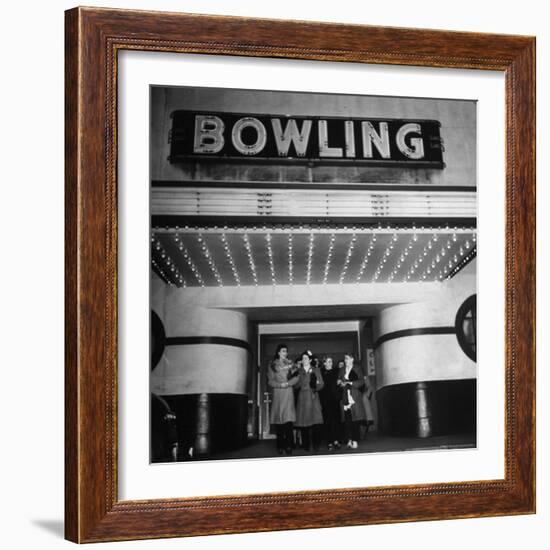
[283,422,294,454]
[351,421,360,445]
[275,423,295,454]
[299,426,323,451]
[333,416,342,446]
[324,402,341,448]
[312,424,323,451]
[330,410,342,446]
[275,424,285,453]
[343,410,352,444]
[301,427,311,451]
[325,416,336,445]
[343,411,359,448]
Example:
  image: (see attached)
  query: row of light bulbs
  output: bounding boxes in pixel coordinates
[306,232,315,285]
[152,258,182,287]
[417,235,452,281]
[243,233,259,286]
[197,233,223,287]
[404,233,437,282]
[152,237,186,287]
[437,236,475,279]
[153,223,476,235]
[387,234,416,283]
[322,234,337,285]
[372,233,399,282]
[220,233,241,286]
[355,235,377,283]
[339,234,358,284]
[152,230,476,287]
[265,233,276,285]
[171,234,203,286]
[288,234,294,286]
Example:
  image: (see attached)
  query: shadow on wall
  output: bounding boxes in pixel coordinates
[31,520,64,539]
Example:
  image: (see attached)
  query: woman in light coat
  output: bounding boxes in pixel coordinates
[267,343,299,454]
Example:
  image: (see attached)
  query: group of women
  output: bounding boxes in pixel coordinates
[267,343,371,455]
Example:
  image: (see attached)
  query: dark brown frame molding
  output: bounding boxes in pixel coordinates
[65,6,536,543]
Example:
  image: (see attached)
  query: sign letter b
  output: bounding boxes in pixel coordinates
[193,115,225,154]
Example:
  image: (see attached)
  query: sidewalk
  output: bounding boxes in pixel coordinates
[185,431,476,462]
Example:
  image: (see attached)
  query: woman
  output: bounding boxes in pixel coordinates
[267,343,299,455]
[319,356,341,450]
[295,350,324,451]
[338,353,367,449]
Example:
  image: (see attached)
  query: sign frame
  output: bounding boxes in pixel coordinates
[168,109,445,167]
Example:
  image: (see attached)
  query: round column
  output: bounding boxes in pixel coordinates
[374,293,476,438]
[152,304,250,457]
[415,382,432,438]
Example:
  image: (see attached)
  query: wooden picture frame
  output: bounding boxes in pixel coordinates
[65,6,535,543]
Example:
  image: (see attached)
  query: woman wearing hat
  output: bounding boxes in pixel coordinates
[295,350,324,451]
[267,343,299,455]
[337,352,367,449]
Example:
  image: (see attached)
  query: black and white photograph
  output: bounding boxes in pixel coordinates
[149,85,477,463]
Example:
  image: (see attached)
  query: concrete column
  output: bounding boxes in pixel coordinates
[194,393,211,455]
[415,382,432,438]
[374,281,476,437]
[375,294,476,391]
[151,303,250,456]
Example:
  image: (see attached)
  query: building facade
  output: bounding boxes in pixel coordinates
[149,86,477,458]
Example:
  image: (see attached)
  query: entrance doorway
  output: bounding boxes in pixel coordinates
[258,330,359,439]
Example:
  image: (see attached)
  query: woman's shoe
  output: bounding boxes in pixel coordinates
[351,440,358,449]
[346,440,353,449]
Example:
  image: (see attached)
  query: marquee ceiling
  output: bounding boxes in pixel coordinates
[151,226,476,288]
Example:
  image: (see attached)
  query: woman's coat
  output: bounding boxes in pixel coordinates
[268,358,299,425]
[362,378,375,424]
[295,366,324,427]
[338,365,367,422]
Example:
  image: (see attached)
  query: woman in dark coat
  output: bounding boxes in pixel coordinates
[337,353,367,449]
[295,350,324,451]
[319,356,342,450]
[267,343,299,454]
